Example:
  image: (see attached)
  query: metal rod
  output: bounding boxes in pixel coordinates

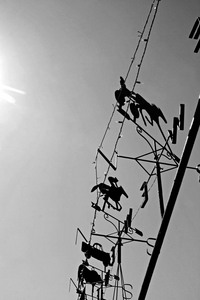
[92,233,147,243]
[118,155,177,167]
[138,97,200,300]
[156,161,165,218]
[118,155,198,172]
[98,148,117,170]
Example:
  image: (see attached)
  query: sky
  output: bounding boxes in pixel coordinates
[0,0,199,299]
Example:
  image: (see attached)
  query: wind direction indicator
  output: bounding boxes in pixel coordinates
[138,96,200,300]
[189,17,200,53]
[70,2,200,299]
[91,177,128,212]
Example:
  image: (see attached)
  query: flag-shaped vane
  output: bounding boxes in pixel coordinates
[189,17,200,53]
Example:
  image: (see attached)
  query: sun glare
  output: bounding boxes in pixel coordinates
[0,59,25,104]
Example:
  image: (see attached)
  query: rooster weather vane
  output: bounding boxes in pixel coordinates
[70,1,200,300]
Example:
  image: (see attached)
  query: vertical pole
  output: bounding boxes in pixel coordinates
[156,160,165,218]
[138,97,200,300]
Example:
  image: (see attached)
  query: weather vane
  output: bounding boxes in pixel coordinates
[189,17,200,53]
[70,2,200,300]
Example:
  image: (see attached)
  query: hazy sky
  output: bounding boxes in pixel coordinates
[0,1,199,299]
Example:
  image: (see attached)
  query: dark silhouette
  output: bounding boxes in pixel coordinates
[115,76,134,108]
[78,262,102,287]
[131,93,167,126]
[130,101,140,122]
[79,288,85,300]
[91,176,128,211]
[81,242,115,268]
[189,17,200,53]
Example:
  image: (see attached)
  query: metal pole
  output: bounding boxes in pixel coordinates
[156,160,165,218]
[138,97,200,300]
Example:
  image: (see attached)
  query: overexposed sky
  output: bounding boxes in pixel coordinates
[0,1,199,299]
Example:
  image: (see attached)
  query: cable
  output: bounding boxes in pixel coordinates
[89,0,161,250]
